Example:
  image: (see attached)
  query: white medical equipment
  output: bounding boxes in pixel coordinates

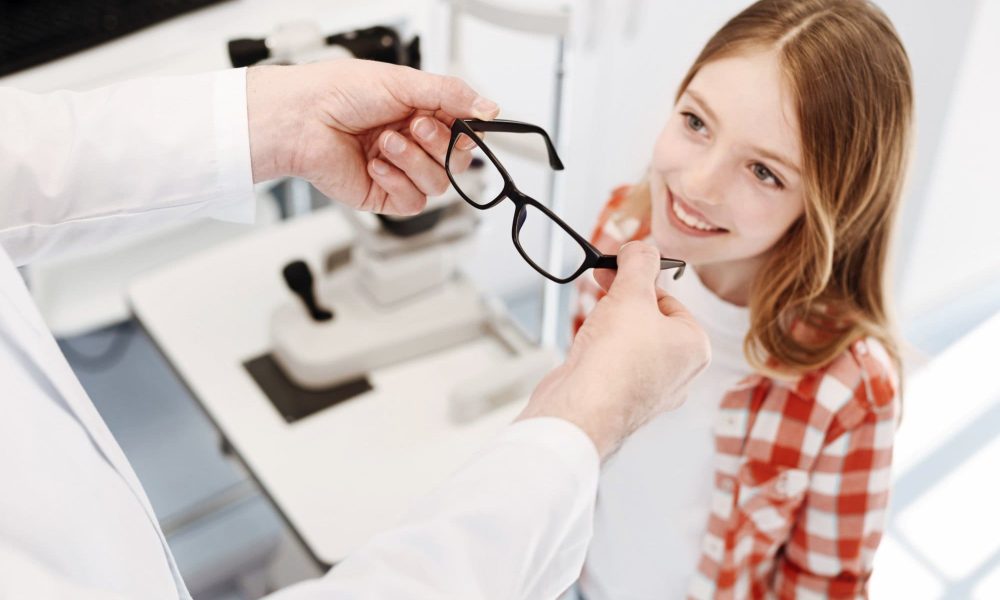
[269,168,558,423]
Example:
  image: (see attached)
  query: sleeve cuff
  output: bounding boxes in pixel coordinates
[496,417,600,490]
[208,67,256,224]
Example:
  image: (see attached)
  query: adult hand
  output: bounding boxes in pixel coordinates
[517,242,711,460]
[246,59,499,216]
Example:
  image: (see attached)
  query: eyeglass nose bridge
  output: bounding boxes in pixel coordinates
[507,188,549,236]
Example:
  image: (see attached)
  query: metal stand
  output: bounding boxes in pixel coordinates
[444,0,573,348]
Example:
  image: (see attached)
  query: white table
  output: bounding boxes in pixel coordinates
[129,207,527,567]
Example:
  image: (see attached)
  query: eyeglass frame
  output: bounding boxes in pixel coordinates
[444,118,686,284]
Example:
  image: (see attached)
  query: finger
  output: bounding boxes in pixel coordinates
[429,109,491,148]
[410,115,480,174]
[656,293,693,318]
[410,117,460,167]
[366,158,427,215]
[606,241,661,299]
[601,264,694,319]
[392,67,500,120]
[379,130,451,197]
[595,269,663,295]
[594,268,615,292]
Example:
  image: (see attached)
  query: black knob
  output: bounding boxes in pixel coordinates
[228,38,271,68]
[282,260,333,322]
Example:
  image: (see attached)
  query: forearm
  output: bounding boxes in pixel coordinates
[267,418,600,600]
[0,69,254,264]
[246,65,310,184]
[0,540,129,600]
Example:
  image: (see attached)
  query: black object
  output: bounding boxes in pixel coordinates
[282,260,333,322]
[0,0,228,77]
[228,25,420,69]
[375,157,484,238]
[226,37,269,68]
[244,353,371,423]
[445,119,687,284]
[376,209,445,238]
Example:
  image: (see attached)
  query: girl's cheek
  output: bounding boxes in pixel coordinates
[727,191,771,236]
[650,139,673,172]
[652,120,687,168]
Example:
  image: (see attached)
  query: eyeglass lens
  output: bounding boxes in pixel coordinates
[515,203,589,281]
[449,129,590,281]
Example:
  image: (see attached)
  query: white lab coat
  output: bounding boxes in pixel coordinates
[0,68,599,599]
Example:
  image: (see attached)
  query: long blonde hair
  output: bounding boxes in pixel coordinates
[625,0,912,376]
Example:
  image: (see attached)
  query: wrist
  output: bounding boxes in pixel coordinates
[516,384,627,461]
[246,65,309,183]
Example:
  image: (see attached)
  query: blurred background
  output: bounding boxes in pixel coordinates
[2,0,998,597]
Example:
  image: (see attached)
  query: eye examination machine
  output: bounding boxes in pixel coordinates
[263,174,558,424]
[220,11,561,425]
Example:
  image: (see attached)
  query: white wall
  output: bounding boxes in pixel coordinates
[897,0,999,321]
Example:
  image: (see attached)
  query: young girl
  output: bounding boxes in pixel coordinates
[572,0,910,598]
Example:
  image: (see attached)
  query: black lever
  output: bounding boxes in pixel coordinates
[282,260,333,322]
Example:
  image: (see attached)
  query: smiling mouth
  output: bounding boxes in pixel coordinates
[668,190,728,234]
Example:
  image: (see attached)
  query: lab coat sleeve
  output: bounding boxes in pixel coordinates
[268,417,600,600]
[0,539,128,600]
[0,68,255,266]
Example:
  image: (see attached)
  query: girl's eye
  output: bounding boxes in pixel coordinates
[752,163,784,189]
[682,112,707,134]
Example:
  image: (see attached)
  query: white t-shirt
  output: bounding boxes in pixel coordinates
[579,266,752,600]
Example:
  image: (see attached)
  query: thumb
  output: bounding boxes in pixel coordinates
[606,241,661,300]
[593,268,615,292]
[392,67,500,121]
[657,292,694,319]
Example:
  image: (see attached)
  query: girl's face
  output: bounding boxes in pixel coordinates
[649,50,806,284]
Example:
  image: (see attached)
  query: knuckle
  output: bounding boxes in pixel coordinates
[443,75,467,93]
[632,241,659,259]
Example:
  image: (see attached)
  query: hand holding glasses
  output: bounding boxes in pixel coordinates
[444,118,686,284]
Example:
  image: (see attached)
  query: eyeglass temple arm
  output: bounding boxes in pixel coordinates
[461,119,564,170]
[593,255,686,280]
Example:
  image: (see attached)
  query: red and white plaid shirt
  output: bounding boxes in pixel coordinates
[574,186,899,599]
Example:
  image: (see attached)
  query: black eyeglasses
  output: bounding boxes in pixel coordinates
[444,118,685,284]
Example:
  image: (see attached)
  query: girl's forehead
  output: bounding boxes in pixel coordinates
[685,50,802,166]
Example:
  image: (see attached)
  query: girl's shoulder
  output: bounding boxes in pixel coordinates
[755,336,899,437]
[726,337,898,474]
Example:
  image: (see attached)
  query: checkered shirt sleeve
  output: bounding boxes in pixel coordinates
[770,342,898,598]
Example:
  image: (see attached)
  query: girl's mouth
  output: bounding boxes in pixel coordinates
[667,188,728,237]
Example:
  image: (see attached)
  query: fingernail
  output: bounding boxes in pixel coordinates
[472,96,499,119]
[412,117,435,140]
[371,158,390,175]
[384,132,407,155]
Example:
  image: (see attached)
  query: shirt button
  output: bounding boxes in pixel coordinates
[774,474,788,497]
[704,537,724,557]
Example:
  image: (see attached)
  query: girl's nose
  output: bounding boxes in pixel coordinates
[682,151,725,207]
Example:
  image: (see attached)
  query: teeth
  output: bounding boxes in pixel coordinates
[672,197,721,231]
